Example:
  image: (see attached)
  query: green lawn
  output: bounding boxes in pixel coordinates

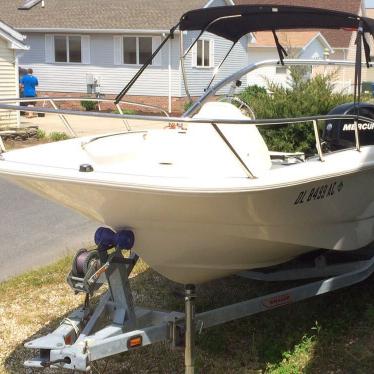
[1,256,374,373]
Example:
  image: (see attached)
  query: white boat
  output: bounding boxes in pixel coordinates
[1,5,374,284]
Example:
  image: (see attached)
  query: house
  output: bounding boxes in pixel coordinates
[247,31,337,88]
[0,0,249,114]
[0,20,28,128]
[236,0,365,93]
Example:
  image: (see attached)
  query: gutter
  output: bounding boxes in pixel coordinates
[0,20,26,42]
[0,29,29,50]
[16,28,181,34]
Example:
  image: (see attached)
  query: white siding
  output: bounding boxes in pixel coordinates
[248,37,324,89]
[0,38,18,128]
[19,30,249,100]
[299,38,325,60]
[19,33,181,97]
[246,49,285,88]
[182,31,248,97]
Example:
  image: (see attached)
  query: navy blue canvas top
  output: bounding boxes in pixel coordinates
[179,5,374,42]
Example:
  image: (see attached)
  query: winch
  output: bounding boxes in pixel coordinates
[67,227,135,295]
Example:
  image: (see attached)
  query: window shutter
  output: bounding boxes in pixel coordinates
[209,39,215,68]
[45,34,54,63]
[81,35,90,64]
[113,35,123,65]
[152,36,162,66]
[191,44,197,67]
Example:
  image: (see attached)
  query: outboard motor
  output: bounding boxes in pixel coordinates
[323,103,374,151]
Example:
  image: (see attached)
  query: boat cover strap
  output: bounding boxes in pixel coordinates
[353,23,363,120]
[179,5,374,45]
[272,30,288,66]
[363,33,371,68]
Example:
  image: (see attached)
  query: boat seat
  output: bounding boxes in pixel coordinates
[194,102,272,176]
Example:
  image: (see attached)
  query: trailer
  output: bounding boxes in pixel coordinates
[23,227,374,373]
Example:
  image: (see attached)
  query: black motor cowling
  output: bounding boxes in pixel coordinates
[323,102,374,150]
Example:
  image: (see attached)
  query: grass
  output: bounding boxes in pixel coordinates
[1,257,374,373]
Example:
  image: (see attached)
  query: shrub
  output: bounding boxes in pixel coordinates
[80,100,98,111]
[240,68,355,154]
[184,100,193,113]
[49,132,69,142]
[36,128,46,139]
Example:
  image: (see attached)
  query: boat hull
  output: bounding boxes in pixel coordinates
[3,167,374,284]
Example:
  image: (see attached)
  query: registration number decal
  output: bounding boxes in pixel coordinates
[294,181,343,205]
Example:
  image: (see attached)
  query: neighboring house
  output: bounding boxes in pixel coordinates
[237,0,365,93]
[1,0,249,113]
[0,20,28,128]
[247,31,336,88]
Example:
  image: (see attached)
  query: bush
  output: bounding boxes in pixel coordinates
[240,68,355,154]
[49,132,69,142]
[184,100,193,113]
[36,128,46,139]
[80,100,97,111]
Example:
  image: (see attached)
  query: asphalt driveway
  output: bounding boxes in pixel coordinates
[0,177,98,282]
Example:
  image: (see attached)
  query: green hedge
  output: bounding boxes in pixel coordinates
[80,100,97,111]
[240,67,365,155]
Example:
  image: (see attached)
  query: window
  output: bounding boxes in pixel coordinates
[123,37,137,64]
[54,35,82,63]
[123,36,153,65]
[195,39,213,68]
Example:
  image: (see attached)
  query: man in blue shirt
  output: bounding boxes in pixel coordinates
[20,68,38,118]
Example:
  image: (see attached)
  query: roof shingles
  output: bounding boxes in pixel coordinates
[0,0,364,49]
[1,0,207,30]
[235,0,363,48]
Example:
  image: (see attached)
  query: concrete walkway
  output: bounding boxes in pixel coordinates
[21,112,168,136]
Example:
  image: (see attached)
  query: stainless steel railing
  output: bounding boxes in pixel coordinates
[0,98,371,177]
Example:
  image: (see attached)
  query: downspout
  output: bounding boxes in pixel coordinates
[14,51,20,127]
[168,35,172,113]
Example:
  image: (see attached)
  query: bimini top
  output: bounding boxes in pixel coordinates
[179,4,374,42]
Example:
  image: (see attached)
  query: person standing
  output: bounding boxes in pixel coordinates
[20,68,38,118]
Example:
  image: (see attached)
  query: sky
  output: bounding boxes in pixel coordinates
[366,0,374,8]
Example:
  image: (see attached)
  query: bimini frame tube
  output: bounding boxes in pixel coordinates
[206,41,236,90]
[179,14,242,102]
[180,31,192,102]
[115,23,179,104]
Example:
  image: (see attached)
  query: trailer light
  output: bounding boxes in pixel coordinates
[127,336,142,349]
[64,335,73,345]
